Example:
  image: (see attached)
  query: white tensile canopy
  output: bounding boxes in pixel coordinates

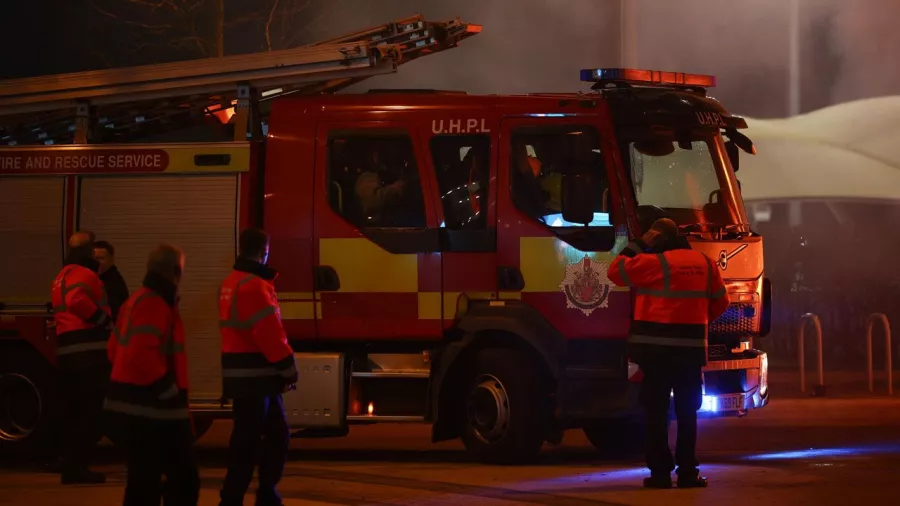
[737,95,900,202]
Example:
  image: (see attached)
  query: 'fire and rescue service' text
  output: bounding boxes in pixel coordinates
[0,150,169,174]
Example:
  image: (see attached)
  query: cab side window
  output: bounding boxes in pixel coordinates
[327,132,426,229]
[430,135,491,230]
[509,125,610,227]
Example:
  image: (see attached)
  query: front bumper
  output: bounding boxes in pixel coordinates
[695,351,769,418]
[620,350,769,419]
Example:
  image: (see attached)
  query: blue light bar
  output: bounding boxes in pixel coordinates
[581,68,717,88]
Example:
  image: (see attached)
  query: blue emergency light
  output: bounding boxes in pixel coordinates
[580,68,717,88]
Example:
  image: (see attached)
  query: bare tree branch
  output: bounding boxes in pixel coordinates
[265,0,281,51]
[89,0,345,65]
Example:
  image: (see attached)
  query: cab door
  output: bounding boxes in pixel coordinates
[418,127,499,328]
[311,121,444,340]
[496,115,630,339]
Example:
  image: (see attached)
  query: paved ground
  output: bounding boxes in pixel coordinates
[3,395,900,505]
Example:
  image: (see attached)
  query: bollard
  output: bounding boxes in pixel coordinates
[866,313,893,396]
[798,313,824,395]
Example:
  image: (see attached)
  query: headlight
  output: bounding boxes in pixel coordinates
[726,280,759,294]
[759,353,769,397]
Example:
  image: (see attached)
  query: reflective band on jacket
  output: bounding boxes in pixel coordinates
[53,265,108,314]
[222,366,298,379]
[616,257,633,287]
[629,334,707,347]
[114,291,184,355]
[219,275,277,330]
[632,254,726,299]
[56,341,108,356]
[103,399,189,420]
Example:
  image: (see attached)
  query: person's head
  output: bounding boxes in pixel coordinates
[67,231,96,262]
[239,228,270,265]
[146,244,185,287]
[642,218,678,249]
[93,240,115,275]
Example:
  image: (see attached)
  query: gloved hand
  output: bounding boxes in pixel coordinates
[282,370,299,393]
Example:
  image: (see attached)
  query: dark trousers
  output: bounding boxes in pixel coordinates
[57,368,107,473]
[220,394,289,506]
[122,417,200,506]
[639,364,703,478]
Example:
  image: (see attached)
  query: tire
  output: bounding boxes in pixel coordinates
[0,351,59,461]
[459,348,551,464]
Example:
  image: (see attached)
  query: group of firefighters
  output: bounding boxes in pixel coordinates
[50,228,296,505]
[45,215,727,503]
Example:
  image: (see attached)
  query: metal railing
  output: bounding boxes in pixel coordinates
[798,313,824,395]
[866,313,893,395]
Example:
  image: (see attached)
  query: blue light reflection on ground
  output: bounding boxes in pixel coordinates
[745,443,900,461]
[520,465,735,488]
[533,467,647,485]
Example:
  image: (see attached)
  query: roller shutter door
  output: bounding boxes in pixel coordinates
[79,175,238,400]
[0,177,64,303]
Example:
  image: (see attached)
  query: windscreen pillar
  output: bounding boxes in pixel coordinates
[233,84,262,141]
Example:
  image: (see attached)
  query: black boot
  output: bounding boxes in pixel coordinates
[676,474,708,488]
[61,468,106,485]
[643,475,673,489]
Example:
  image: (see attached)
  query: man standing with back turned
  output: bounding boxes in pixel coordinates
[219,228,298,506]
[50,231,111,484]
[607,218,729,489]
[104,244,199,505]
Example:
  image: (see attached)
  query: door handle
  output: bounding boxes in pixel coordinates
[314,266,340,292]
[497,266,525,291]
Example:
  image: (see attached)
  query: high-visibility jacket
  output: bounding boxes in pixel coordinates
[608,242,730,367]
[51,260,111,371]
[219,258,298,398]
[104,273,190,420]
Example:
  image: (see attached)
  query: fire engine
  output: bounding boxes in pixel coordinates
[0,15,770,463]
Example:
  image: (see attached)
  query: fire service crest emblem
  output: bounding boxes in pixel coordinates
[559,255,612,316]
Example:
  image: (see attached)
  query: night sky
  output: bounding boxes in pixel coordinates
[2,0,899,118]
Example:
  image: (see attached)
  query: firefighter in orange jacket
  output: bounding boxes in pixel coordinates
[219,228,298,506]
[50,231,111,484]
[607,218,729,489]
[104,244,199,506]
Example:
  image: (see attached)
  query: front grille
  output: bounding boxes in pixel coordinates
[707,344,728,359]
[710,303,756,339]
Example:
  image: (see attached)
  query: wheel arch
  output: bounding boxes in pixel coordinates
[430,300,565,442]
[0,340,59,457]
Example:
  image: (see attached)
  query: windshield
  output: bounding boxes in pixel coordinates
[510,124,610,229]
[622,134,748,230]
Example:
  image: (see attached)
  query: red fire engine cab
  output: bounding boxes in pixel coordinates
[0,18,770,463]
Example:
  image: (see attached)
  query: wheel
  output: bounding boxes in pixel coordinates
[459,348,551,464]
[0,351,58,460]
